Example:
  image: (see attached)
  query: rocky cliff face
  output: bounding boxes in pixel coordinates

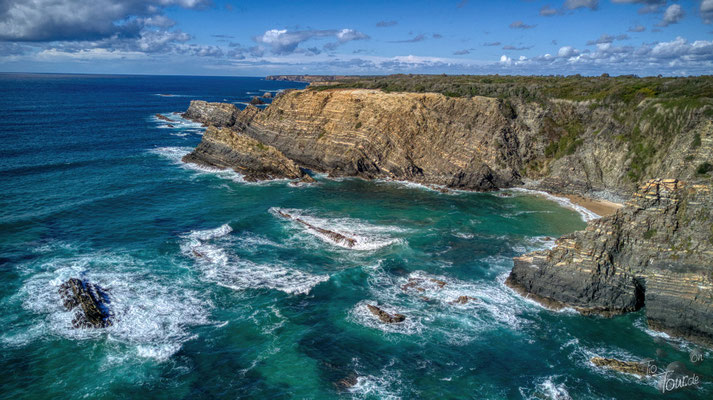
[183,100,239,127]
[182,88,713,345]
[506,178,713,346]
[182,126,309,181]
[237,89,536,191]
[186,89,711,196]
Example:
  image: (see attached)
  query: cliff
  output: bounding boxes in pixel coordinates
[183,100,239,127]
[185,87,712,196]
[506,178,713,346]
[182,126,309,182]
[181,77,713,345]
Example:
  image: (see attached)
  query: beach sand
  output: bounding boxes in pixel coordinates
[558,193,624,217]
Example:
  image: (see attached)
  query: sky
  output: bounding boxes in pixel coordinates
[0,0,712,76]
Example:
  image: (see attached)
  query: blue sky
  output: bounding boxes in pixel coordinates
[0,0,711,76]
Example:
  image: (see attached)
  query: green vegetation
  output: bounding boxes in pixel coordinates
[544,119,584,159]
[355,121,362,129]
[692,133,702,149]
[310,74,713,105]
[643,229,657,240]
[697,162,713,175]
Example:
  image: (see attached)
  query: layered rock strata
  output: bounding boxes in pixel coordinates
[183,100,239,127]
[182,126,310,182]
[506,179,713,346]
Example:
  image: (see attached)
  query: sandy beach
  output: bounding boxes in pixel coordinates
[558,193,624,217]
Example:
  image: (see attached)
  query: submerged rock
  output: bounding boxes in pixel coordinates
[367,304,406,324]
[334,373,359,390]
[275,209,357,248]
[155,113,173,122]
[401,277,447,293]
[182,126,312,182]
[452,295,478,305]
[58,278,112,328]
[590,357,649,377]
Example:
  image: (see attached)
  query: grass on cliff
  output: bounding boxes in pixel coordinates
[310,74,713,105]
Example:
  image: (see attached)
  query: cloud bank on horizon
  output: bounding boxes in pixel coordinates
[0,0,711,76]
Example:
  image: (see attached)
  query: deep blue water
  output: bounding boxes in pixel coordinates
[0,73,711,399]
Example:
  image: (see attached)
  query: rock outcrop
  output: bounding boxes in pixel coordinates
[183,100,239,127]
[182,126,310,182]
[59,278,112,328]
[367,304,406,323]
[507,179,713,346]
[590,357,649,377]
[274,209,356,247]
[188,88,711,195]
[180,83,713,346]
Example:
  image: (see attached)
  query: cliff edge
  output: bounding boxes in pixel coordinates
[506,178,713,346]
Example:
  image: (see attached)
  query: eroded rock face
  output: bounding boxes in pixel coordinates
[367,304,406,323]
[58,278,112,328]
[182,126,311,182]
[183,100,239,127]
[236,89,524,191]
[184,89,711,196]
[507,179,713,346]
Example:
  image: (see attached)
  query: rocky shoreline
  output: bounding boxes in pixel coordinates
[180,86,713,346]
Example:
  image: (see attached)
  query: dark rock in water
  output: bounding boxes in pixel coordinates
[367,304,406,323]
[250,96,265,105]
[590,357,648,377]
[334,372,359,390]
[182,126,312,182]
[262,92,273,99]
[401,277,447,293]
[452,295,478,305]
[155,113,173,122]
[430,278,447,288]
[183,100,239,127]
[166,124,174,128]
[275,209,357,248]
[58,278,112,329]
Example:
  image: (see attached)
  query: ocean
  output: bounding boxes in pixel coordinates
[0,74,710,399]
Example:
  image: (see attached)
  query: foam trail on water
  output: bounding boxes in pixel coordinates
[508,188,600,222]
[149,147,247,182]
[181,224,329,295]
[10,253,211,363]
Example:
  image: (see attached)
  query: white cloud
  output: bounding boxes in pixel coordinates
[254,28,369,55]
[657,4,684,27]
[563,0,599,10]
[558,46,580,58]
[702,0,713,24]
[611,0,667,14]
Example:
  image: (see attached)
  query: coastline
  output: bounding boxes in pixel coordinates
[556,193,624,218]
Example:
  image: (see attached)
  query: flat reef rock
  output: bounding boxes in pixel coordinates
[182,126,311,182]
[590,357,649,377]
[183,100,239,127]
[367,304,406,323]
[507,179,713,347]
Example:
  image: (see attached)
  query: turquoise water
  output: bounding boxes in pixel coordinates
[1,74,710,399]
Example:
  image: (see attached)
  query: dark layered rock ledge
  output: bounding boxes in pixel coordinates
[182,126,311,182]
[506,179,713,346]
